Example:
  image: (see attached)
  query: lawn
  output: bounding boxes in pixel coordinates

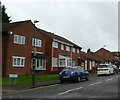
[2,74,59,86]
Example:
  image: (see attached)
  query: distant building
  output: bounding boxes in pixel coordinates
[95,48,116,64]
[112,51,120,65]
[79,51,103,73]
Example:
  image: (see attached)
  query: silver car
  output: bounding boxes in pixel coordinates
[97,64,114,76]
[112,64,119,73]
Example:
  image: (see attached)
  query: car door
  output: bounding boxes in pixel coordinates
[78,67,86,79]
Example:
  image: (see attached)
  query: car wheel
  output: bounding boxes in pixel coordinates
[109,71,111,75]
[86,75,90,81]
[77,76,81,82]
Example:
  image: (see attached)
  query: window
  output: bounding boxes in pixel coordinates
[66,58,72,67]
[59,59,66,67]
[89,61,92,70]
[32,38,42,47]
[77,49,80,53]
[72,61,76,66]
[52,57,58,67]
[53,41,58,48]
[14,35,25,44]
[72,48,76,53]
[59,55,72,67]
[33,59,46,70]
[13,56,25,67]
[66,46,70,51]
[61,44,64,50]
[92,61,95,67]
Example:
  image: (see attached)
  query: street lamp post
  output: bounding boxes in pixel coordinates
[32,20,39,87]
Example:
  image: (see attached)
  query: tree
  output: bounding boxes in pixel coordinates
[1,4,11,23]
[87,48,91,53]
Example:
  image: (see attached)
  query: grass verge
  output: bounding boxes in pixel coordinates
[2,74,59,86]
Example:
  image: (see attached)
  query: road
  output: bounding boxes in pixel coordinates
[3,73,120,99]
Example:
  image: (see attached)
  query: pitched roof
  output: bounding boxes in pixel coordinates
[38,28,82,49]
[87,51,104,62]
[2,19,82,50]
[2,20,31,32]
[95,48,115,62]
[80,51,97,61]
[112,52,120,56]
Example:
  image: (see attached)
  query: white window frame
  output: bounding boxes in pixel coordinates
[77,49,80,53]
[66,58,72,67]
[72,48,76,53]
[59,58,66,67]
[72,60,76,66]
[34,59,46,70]
[89,61,92,70]
[53,41,58,48]
[12,56,25,67]
[66,46,70,51]
[52,57,58,67]
[61,44,64,50]
[92,61,95,67]
[32,38,42,47]
[59,55,72,67]
[14,35,25,44]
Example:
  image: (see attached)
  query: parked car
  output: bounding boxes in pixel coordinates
[59,66,90,83]
[115,64,120,71]
[111,64,119,74]
[97,64,114,76]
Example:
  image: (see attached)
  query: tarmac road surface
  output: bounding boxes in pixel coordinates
[2,73,120,99]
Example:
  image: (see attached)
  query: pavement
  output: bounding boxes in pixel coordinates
[2,80,60,92]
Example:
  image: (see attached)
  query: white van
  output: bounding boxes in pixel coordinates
[97,64,114,76]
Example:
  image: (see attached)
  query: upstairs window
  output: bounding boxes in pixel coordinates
[72,48,76,53]
[14,35,25,44]
[32,38,42,47]
[77,49,80,53]
[61,44,64,50]
[53,41,58,48]
[66,46,70,51]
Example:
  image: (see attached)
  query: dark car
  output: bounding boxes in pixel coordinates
[59,66,90,83]
[115,64,120,71]
[112,64,119,74]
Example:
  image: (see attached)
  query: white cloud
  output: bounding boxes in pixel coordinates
[1,0,118,52]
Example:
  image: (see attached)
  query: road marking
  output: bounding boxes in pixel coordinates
[90,81,102,86]
[58,87,83,95]
[24,84,59,91]
[116,76,119,78]
[105,78,113,82]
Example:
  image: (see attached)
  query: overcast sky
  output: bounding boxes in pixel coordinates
[1,0,119,52]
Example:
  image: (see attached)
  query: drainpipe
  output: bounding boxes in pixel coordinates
[71,46,73,67]
[51,41,53,71]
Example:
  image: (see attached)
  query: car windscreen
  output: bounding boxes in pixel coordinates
[63,68,77,72]
[98,65,108,68]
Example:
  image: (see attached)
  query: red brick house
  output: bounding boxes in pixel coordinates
[39,29,82,73]
[79,51,103,73]
[2,20,47,76]
[112,51,120,65]
[87,51,104,73]
[2,20,82,76]
[95,48,116,64]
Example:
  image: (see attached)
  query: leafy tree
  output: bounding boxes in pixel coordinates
[87,48,91,53]
[1,4,11,23]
